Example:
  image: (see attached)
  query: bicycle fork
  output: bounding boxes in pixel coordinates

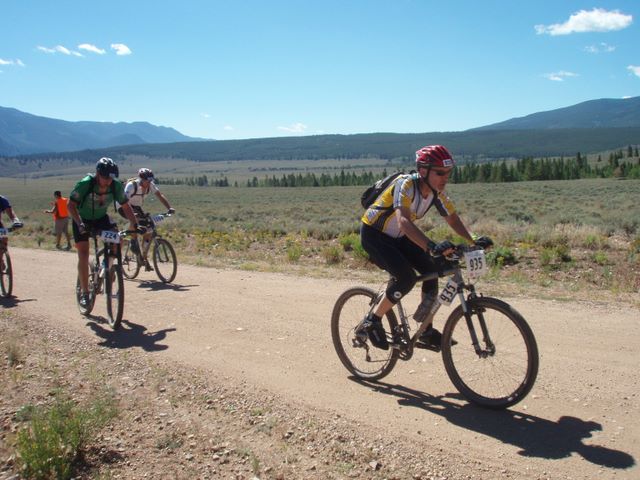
[459,290,496,358]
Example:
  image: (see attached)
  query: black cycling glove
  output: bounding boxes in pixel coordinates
[432,240,455,256]
[474,236,494,249]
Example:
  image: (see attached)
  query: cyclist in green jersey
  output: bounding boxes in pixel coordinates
[67,157,141,308]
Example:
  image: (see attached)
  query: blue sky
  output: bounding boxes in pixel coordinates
[1,1,639,140]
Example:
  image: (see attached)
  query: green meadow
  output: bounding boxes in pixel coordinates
[1,173,638,301]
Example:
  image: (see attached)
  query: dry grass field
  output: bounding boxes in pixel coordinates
[1,172,638,303]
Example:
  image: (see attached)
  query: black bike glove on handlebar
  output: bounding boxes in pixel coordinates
[432,240,456,256]
[135,225,147,235]
[167,208,175,215]
[474,236,494,249]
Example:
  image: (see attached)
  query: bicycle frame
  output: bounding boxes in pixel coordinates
[370,252,491,360]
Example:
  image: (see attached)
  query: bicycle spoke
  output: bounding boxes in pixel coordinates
[442,297,538,409]
[331,287,399,380]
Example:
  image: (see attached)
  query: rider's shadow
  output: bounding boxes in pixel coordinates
[86,318,175,351]
[355,379,635,470]
[0,296,37,308]
[133,280,197,292]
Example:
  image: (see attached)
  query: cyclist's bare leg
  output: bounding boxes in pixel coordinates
[373,296,394,318]
[76,240,90,293]
[142,231,152,262]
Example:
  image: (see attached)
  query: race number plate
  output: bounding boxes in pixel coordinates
[152,215,165,224]
[0,228,8,238]
[100,230,120,244]
[465,249,488,279]
[438,278,458,306]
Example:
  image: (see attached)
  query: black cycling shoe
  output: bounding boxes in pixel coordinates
[416,327,457,352]
[360,315,389,350]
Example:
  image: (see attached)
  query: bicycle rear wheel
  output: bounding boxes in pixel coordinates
[0,251,13,297]
[121,239,141,279]
[104,263,124,329]
[331,287,399,380]
[441,297,538,409]
[153,238,177,283]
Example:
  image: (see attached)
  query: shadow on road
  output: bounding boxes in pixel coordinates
[86,317,176,351]
[131,280,197,292]
[0,296,37,308]
[354,379,635,470]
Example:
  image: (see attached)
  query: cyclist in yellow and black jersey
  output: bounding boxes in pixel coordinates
[359,145,491,351]
[362,172,456,237]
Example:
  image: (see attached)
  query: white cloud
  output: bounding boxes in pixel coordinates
[55,45,72,55]
[37,45,82,56]
[277,122,308,133]
[535,8,632,36]
[0,58,26,67]
[78,43,106,55]
[627,65,640,78]
[543,71,578,82]
[223,125,234,131]
[111,43,132,56]
[584,42,616,54]
[201,113,211,119]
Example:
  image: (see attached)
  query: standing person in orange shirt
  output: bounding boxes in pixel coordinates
[44,190,71,250]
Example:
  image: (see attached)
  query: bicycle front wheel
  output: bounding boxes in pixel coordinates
[442,297,538,409]
[104,263,125,329]
[331,287,399,380]
[121,239,141,279]
[153,238,177,283]
[0,251,13,297]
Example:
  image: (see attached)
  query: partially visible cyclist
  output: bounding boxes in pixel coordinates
[359,145,491,351]
[117,167,174,271]
[0,195,23,264]
[67,157,141,308]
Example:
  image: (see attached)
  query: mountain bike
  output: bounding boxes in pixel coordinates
[331,244,539,409]
[0,224,23,297]
[121,212,177,283]
[75,226,128,329]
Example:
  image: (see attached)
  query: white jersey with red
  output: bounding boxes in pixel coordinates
[122,179,159,208]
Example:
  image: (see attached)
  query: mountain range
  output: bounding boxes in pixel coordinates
[1,96,639,159]
[0,106,202,157]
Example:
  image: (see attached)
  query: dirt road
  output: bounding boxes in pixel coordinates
[5,247,639,479]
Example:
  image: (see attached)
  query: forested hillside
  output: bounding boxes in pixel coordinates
[5,128,640,167]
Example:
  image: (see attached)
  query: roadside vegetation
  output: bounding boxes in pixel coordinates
[1,171,638,303]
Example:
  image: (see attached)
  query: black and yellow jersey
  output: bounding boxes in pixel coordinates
[361,173,456,237]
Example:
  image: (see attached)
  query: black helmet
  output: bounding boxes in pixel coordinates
[96,157,119,178]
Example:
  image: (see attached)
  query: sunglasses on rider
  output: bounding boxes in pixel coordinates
[431,169,452,177]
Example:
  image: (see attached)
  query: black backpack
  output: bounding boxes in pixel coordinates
[360,171,414,209]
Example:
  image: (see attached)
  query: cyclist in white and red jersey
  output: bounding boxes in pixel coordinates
[359,145,492,351]
[118,168,174,271]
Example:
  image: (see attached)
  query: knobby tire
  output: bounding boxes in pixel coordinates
[0,251,13,297]
[441,297,538,409]
[122,239,141,279]
[153,238,177,283]
[331,287,399,380]
[105,263,125,329]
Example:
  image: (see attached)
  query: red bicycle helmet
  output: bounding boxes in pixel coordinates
[415,145,455,169]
